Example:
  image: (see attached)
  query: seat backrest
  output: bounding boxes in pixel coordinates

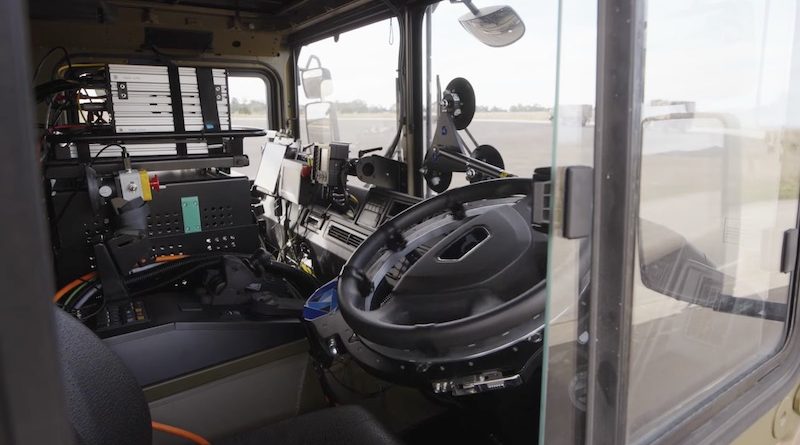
[54,307,152,445]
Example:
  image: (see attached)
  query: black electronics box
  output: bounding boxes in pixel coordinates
[51,175,259,286]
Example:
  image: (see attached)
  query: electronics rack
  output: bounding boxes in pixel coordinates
[43,63,265,178]
[41,63,266,285]
[51,174,260,285]
[43,129,263,179]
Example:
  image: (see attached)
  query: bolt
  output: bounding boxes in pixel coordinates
[127,182,138,192]
[431,176,441,186]
[327,338,338,356]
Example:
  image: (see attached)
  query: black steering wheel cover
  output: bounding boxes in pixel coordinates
[338,177,544,354]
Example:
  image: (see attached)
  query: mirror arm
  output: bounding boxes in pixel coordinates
[305,55,322,70]
[458,0,481,16]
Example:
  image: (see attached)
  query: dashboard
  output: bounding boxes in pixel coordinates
[264,186,420,282]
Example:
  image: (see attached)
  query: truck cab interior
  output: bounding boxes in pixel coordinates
[6,0,800,444]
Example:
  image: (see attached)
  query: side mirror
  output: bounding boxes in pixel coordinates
[458,4,526,47]
[304,101,339,144]
[302,68,333,100]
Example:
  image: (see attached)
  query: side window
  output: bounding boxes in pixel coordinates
[627,0,800,440]
[296,18,399,153]
[229,74,270,178]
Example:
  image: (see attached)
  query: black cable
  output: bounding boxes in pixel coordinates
[33,46,72,82]
[90,143,128,162]
[62,253,318,326]
[76,301,106,322]
[126,258,221,287]
[52,144,129,225]
[129,262,221,297]
[66,255,226,311]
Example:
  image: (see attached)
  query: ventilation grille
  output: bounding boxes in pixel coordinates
[83,216,111,245]
[327,225,365,248]
[151,243,185,257]
[147,212,183,236]
[202,205,235,230]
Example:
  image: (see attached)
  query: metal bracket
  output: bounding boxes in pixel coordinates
[781,228,799,274]
[117,82,128,100]
[432,370,522,396]
[563,166,594,239]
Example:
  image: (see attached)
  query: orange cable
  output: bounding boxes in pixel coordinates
[155,254,190,262]
[53,272,96,303]
[152,421,211,445]
[52,255,189,302]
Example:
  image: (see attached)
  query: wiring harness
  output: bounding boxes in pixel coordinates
[54,250,320,321]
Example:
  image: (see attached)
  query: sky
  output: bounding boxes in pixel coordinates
[295,0,560,109]
[231,0,800,128]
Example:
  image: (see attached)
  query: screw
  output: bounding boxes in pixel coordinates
[327,338,338,356]
[127,182,138,192]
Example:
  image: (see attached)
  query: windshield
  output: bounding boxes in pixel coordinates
[424,0,558,188]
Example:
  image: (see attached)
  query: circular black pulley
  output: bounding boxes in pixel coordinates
[468,144,505,184]
[445,77,476,130]
[423,167,452,193]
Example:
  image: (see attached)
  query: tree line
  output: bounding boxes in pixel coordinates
[231,97,549,115]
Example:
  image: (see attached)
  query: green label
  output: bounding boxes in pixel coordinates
[181,196,202,233]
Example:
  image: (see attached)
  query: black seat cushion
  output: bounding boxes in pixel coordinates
[217,405,402,445]
[54,308,152,445]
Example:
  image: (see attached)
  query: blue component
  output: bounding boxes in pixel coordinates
[303,279,339,321]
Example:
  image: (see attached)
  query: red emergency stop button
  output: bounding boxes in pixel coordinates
[149,174,160,191]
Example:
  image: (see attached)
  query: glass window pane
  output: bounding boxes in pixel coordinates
[628,0,800,441]
[229,75,270,178]
[538,0,597,444]
[296,19,399,153]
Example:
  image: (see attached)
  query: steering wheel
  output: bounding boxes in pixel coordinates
[338,178,548,361]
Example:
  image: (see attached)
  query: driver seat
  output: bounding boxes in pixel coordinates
[53,307,401,445]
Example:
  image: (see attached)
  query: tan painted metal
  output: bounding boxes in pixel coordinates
[29,19,281,58]
[731,383,800,445]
